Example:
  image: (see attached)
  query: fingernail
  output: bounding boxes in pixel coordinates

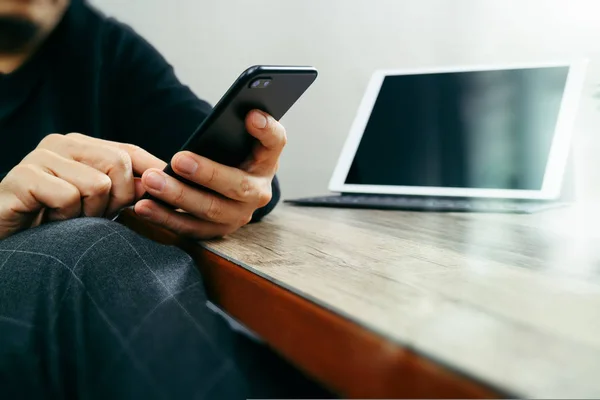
[145,171,166,191]
[175,155,198,175]
[251,111,268,129]
[136,205,152,218]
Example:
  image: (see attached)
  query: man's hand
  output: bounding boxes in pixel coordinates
[134,110,285,239]
[0,110,284,241]
[0,133,164,240]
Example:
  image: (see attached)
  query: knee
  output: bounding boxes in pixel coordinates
[42,217,131,246]
[0,218,134,331]
[0,216,202,319]
[2,217,197,287]
[1,217,126,252]
[0,218,139,285]
[11,218,134,264]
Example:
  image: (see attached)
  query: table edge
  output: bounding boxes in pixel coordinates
[118,209,508,398]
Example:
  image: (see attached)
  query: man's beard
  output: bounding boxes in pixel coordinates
[0,16,40,53]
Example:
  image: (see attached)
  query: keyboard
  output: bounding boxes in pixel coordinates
[285,195,564,214]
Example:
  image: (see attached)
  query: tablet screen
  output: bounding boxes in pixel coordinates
[344,66,569,190]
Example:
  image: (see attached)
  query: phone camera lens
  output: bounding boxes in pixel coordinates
[263,80,270,87]
[251,80,261,88]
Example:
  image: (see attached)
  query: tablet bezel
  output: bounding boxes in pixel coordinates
[328,61,587,200]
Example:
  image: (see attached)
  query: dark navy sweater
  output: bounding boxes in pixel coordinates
[0,1,279,220]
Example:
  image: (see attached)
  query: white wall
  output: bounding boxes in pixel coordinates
[91,0,600,200]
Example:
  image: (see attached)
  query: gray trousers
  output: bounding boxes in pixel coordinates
[0,218,328,399]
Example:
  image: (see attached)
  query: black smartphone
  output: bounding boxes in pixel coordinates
[142,65,318,203]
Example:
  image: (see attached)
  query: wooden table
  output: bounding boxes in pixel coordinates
[120,203,600,399]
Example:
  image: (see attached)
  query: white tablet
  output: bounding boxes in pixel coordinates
[329,61,587,200]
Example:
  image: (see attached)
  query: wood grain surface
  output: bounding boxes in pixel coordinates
[193,248,501,399]
[119,202,600,398]
[196,203,600,399]
[119,208,503,398]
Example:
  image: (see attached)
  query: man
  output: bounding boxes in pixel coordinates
[0,0,327,398]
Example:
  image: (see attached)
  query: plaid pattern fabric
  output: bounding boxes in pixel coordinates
[0,218,328,399]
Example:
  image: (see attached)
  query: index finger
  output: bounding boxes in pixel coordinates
[112,142,167,175]
[73,135,167,175]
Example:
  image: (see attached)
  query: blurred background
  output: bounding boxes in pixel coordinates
[91,0,600,201]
